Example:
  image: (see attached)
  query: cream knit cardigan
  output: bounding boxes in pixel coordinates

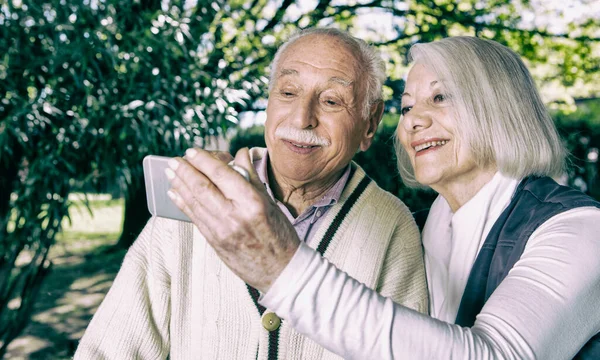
[75,149,428,360]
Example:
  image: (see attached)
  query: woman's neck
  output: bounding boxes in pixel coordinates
[434,168,498,213]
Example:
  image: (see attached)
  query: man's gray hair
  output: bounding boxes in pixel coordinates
[269,27,386,121]
[396,36,567,187]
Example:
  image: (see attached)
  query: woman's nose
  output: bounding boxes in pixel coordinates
[401,106,432,133]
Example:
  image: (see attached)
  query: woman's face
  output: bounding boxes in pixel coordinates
[397,63,490,196]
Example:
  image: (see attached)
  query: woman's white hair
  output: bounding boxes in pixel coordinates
[396,36,567,187]
[269,27,386,121]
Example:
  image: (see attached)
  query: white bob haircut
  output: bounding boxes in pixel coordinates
[396,36,567,188]
[269,27,386,121]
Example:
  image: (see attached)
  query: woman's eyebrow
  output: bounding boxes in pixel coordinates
[402,80,440,98]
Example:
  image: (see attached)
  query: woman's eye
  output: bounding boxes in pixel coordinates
[433,94,447,103]
[401,106,412,115]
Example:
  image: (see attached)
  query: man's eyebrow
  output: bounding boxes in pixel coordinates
[277,68,299,78]
[329,76,353,87]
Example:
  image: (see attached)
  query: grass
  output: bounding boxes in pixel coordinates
[60,196,124,237]
[5,196,127,360]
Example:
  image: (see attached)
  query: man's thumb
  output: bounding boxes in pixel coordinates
[233,147,263,190]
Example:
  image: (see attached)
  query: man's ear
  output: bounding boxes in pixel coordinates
[359,100,385,152]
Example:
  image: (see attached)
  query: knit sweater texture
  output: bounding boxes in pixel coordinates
[75,149,428,360]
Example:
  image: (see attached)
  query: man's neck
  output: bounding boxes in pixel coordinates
[267,165,346,218]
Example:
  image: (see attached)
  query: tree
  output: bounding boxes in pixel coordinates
[0,0,348,354]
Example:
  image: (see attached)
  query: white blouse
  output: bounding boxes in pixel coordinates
[424,172,519,322]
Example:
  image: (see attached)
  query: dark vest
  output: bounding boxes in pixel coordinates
[416,177,600,359]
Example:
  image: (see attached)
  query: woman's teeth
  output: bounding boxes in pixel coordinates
[415,140,448,152]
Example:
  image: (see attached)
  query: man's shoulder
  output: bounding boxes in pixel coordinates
[347,163,412,215]
[131,216,194,257]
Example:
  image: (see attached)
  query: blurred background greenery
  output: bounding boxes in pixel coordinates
[1,0,599,358]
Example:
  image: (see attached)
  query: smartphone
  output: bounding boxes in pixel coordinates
[143,155,192,222]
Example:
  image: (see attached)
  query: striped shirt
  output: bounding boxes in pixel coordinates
[254,153,351,243]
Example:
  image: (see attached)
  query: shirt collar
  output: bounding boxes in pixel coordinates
[254,151,352,211]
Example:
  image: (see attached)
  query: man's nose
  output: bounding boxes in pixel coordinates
[291,97,318,129]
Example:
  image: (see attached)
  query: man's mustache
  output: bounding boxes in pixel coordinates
[274,127,330,146]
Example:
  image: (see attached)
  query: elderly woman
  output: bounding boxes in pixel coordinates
[167,36,600,359]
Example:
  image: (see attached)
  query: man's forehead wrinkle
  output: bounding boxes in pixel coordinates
[279,56,357,76]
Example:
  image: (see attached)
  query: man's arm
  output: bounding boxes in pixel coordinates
[74,217,172,360]
[376,209,428,314]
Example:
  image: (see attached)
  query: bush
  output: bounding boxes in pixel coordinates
[554,101,600,200]
[229,126,267,155]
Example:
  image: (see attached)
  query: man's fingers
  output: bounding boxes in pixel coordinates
[168,157,228,212]
[183,148,234,163]
[183,148,257,200]
[167,189,215,236]
[209,149,235,163]
[167,188,195,220]
[233,148,266,194]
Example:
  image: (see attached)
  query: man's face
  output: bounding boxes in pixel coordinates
[265,34,374,187]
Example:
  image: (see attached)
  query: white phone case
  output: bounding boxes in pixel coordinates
[143,155,192,222]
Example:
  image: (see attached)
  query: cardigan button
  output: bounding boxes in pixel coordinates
[261,312,281,331]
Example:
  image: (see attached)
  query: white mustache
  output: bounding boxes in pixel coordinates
[274,127,330,146]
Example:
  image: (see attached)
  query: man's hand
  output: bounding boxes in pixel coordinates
[165,147,300,293]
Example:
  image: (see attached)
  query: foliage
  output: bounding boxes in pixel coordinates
[554,99,600,199]
[1,0,600,356]
[0,0,275,355]
[367,0,600,111]
[229,125,267,155]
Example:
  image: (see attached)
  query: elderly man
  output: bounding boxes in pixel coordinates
[75,28,427,360]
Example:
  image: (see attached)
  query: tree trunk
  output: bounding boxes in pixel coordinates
[114,176,150,249]
[0,149,22,229]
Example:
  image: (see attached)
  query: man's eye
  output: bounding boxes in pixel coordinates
[401,106,412,115]
[324,99,338,106]
[280,90,295,97]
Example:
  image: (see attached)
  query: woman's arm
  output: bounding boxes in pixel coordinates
[261,207,600,360]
